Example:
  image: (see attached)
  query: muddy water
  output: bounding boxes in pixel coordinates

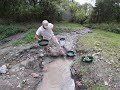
[36,58,75,90]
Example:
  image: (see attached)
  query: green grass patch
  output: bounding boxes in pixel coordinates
[0,25,25,40]
[91,84,108,90]
[12,29,36,46]
[85,23,120,34]
[54,22,84,34]
[77,29,120,67]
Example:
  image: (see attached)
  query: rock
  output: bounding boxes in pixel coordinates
[88,30,93,33]
[0,65,8,74]
[20,67,25,71]
[100,57,103,60]
[17,77,20,80]
[75,81,82,86]
[110,59,114,63]
[6,72,10,75]
[31,73,39,78]
[22,79,27,84]
[6,63,12,69]
[76,31,81,34]
[104,81,108,85]
[40,53,44,57]
[92,53,96,57]
[96,44,100,46]
[17,83,22,88]
[96,52,100,55]
[98,48,102,52]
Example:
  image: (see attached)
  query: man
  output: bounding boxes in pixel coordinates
[35,20,64,55]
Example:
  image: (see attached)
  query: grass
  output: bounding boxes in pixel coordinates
[54,22,84,34]
[12,29,36,46]
[0,25,25,40]
[91,84,108,90]
[77,29,120,67]
[84,23,120,34]
[12,22,83,46]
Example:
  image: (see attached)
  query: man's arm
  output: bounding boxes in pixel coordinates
[35,34,41,41]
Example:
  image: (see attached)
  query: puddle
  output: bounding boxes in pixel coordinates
[36,58,75,90]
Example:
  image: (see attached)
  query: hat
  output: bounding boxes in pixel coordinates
[42,20,48,29]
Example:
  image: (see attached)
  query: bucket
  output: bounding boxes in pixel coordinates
[59,38,65,46]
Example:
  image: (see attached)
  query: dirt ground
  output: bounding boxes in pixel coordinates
[0,28,119,90]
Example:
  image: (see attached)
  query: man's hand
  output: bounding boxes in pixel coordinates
[35,34,41,41]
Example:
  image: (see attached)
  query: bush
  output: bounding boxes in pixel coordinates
[0,0,63,22]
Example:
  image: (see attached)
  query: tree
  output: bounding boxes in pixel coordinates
[0,0,66,22]
[69,1,87,23]
[91,0,120,23]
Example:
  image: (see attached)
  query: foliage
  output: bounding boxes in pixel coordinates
[91,0,120,23]
[0,0,93,23]
[0,0,65,22]
[69,2,93,24]
[69,2,86,23]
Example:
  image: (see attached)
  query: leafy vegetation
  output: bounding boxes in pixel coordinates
[0,0,93,24]
[91,0,120,23]
[0,0,65,22]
